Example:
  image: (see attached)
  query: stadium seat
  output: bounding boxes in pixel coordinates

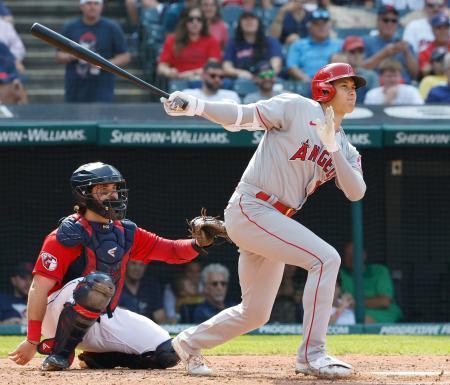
[221,5,245,27]
[254,7,279,29]
[282,80,311,97]
[233,78,259,97]
[140,8,161,26]
[168,79,190,93]
[179,304,198,323]
[335,27,373,39]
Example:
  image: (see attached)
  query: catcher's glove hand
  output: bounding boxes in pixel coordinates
[188,208,232,248]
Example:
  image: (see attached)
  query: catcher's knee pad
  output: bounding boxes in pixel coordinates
[73,271,115,313]
[153,339,180,368]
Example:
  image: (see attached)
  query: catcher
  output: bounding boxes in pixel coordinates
[8,162,228,371]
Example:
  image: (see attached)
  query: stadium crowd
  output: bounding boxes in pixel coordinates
[0,0,449,104]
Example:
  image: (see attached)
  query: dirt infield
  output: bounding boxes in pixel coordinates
[1,355,449,385]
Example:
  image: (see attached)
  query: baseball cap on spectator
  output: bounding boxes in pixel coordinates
[377,5,399,16]
[310,8,330,21]
[343,36,365,52]
[430,46,448,62]
[431,13,450,27]
[80,0,103,4]
[13,262,34,278]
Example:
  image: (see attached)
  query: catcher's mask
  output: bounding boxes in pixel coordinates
[70,162,128,220]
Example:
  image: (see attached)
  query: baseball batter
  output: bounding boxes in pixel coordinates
[161,63,367,379]
[8,162,215,371]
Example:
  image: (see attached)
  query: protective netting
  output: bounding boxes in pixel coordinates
[0,146,448,323]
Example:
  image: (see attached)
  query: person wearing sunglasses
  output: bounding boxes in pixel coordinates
[183,61,241,103]
[192,264,235,324]
[157,7,221,84]
[363,5,419,83]
[403,0,447,55]
[243,61,282,104]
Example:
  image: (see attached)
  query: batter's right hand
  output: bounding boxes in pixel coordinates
[160,91,204,117]
[8,339,37,366]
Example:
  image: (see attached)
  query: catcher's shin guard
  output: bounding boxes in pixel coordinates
[41,272,115,371]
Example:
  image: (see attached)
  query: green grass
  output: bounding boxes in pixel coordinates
[2,335,449,358]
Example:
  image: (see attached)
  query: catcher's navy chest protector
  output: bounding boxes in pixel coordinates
[56,213,136,311]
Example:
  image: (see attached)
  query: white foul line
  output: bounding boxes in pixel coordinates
[370,371,446,376]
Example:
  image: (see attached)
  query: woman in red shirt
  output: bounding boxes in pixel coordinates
[157,7,221,81]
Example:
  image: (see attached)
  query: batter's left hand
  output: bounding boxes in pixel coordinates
[314,106,339,152]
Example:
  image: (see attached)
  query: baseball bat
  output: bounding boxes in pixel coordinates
[30,22,170,99]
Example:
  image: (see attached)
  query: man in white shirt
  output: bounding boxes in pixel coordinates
[183,61,241,103]
[402,0,448,54]
[364,59,424,105]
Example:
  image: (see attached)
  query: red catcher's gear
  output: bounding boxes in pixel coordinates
[311,63,367,102]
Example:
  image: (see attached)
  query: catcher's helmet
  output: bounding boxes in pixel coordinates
[70,162,128,220]
[311,63,366,103]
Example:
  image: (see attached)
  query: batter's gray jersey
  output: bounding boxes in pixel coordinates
[241,93,362,209]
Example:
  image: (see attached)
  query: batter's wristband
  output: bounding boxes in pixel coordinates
[195,99,205,116]
[27,319,42,342]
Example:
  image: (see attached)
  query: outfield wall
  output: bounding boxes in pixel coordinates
[0,104,449,323]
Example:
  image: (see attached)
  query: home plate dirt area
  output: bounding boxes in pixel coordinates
[1,355,449,385]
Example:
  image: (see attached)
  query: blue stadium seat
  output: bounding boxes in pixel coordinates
[140,8,161,26]
[168,79,190,93]
[282,80,311,97]
[233,78,259,97]
[335,27,373,39]
[254,7,279,29]
[221,5,245,27]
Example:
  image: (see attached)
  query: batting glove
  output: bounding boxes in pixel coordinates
[160,91,205,117]
[313,106,339,153]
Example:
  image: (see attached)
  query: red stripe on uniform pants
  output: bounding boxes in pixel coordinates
[73,303,101,319]
[238,195,323,365]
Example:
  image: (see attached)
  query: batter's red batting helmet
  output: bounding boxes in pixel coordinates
[311,63,366,103]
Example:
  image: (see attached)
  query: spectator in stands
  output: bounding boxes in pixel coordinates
[243,61,281,103]
[0,42,27,104]
[157,7,221,83]
[0,0,13,24]
[403,0,447,55]
[340,242,402,324]
[56,0,131,103]
[164,261,204,322]
[163,0,198,35]
[223,10,283,80]
[173,274,205,322]
[363,5,419,83]
[269,265,303,323]
[418,13,450,76]
[342,36,379,103]
[270,0,311,46]
[287,8,342,82]
[364,59,423,105]
[183,61,241,102]
[0,263,33,325]
[329,276,355,325]
[201,0,228,48]
[118,260,167,324]
[426,52,450,102]
[419,46,448,99]
[123,0,167,35]
[193,263,235,323]
[0,18,26,74]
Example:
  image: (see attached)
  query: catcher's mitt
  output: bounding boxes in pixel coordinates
[188,208,232,248]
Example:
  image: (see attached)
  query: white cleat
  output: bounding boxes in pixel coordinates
[295,355,353,379]
[172,337,213,376]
